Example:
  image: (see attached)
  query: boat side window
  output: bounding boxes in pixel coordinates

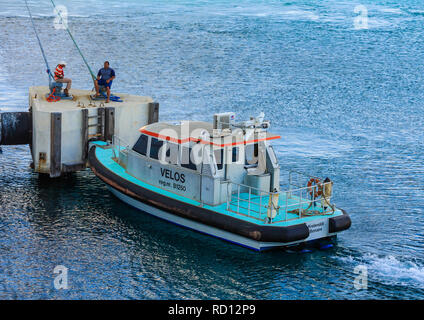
[214,148,224,170]
[132,134,149,156]
[166,142,179,165]
[232,147,239,163]
[180,146,197,171]
[149,137,164,160]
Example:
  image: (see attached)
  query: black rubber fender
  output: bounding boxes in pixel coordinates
[329,209,351,233]
[0,112,32,145]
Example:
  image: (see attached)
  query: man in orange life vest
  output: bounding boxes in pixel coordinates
[54,61,72,96]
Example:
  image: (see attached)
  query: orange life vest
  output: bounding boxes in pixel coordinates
[54,65,64,81]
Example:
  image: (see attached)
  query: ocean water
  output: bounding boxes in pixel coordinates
[1,0,424,299]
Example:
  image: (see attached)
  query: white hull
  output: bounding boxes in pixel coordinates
[108,187,333,251]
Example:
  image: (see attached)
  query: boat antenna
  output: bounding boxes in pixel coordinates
[24,0,55,83]
[49,0,97,81]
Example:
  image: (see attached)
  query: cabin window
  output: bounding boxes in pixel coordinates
[232,147,239,163]
[214,149,224,170]
[180,146,197,171]
[149,137,164,160]
[165,142,179,165]
[132,134,149,156]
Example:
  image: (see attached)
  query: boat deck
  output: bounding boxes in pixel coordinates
[226,192,335,223]
[92,141,343,227]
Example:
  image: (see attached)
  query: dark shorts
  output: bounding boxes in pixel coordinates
[98,78,112,88]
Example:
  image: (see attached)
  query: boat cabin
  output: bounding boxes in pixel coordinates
[118,113,281,206]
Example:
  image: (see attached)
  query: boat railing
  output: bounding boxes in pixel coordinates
[226,178,335,224]
[112,135,130,161]
[285,170,321,192]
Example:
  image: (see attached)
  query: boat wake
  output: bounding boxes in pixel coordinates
[338,253,424,289]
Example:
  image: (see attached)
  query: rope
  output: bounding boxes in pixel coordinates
[49,0,97,81]
[46,87,61,102]
[287,182,335,217]
[24,0,54,82]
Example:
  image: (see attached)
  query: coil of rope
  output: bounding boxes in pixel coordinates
[46,87,61,102]
[288,178,335,216]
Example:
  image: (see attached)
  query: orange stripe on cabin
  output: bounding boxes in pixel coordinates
[139,128,280,147]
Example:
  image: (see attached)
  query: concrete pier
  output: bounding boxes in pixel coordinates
[0,86,159,177]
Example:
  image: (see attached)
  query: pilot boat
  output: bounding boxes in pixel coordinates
[88,112,351,251]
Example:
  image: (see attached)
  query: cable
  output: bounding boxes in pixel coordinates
[24,0,54,82]
[49,0,97,81]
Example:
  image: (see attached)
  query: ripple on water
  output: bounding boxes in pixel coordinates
[1,0,424,299]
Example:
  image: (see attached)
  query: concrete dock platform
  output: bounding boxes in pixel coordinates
[0,86,158,177]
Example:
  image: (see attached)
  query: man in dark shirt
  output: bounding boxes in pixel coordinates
[94,61,116,103]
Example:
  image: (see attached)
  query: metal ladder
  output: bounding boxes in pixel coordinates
[88,108,105,140]
[81,107,115,161]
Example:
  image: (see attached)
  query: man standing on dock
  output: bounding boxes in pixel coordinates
[54,62,72,96]
[94,61,116,103]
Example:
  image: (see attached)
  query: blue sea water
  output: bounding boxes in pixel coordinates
[1,0,424,299]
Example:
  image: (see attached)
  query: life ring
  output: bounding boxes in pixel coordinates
[307,178,322,197]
